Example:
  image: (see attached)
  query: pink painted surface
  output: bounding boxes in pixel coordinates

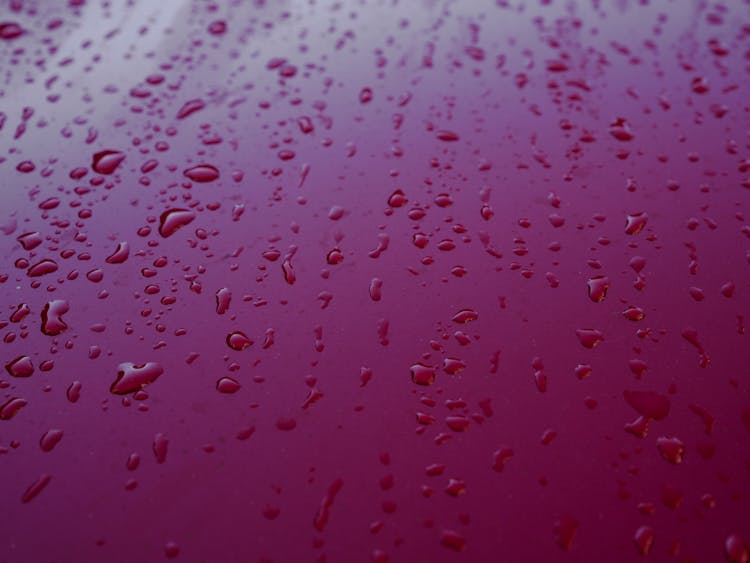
[1,1,749,561]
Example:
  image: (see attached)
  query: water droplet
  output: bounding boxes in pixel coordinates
[41,299,69,336]
[452,309,478,324]
[554,515,578,551]
[634,526,655,556]
[92,150,125,174]
[575,329,604,349]
[587,276,610,302]
[27,258,58,277]
[369,278,383,301]
[226,331,253,351]
[16,231,42,250]
[0,397,27,420]
[6,355,34,377]
[436,130,459,142]
[183,164,219,182]
[215,288,231,314]
[656,436,685,464]
[313,478,343,531]
[176,98,205,119]
[40,429,63,452]
[625,212,648,235]
[326,248,344,265]
[67,381,81,403]
[492,447,513,472]
[624,390,670,420]
[216,376,240,393]
[726,534,750,563]
[110,362,164,394]
[105,242,129,264]
[10,303,31,323]
[623,306,645,321]
[159,209,195,238]
[410,363,436,386]
[609,117,634,141]
[153,433,168,463]
[21,474,51,503]
[282,258,296,285]
[0,22,25,40]
[276,417,297,431]
[164,541,180,559]
[388,189,408,208]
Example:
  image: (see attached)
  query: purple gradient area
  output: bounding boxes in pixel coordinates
[1,1,749,562]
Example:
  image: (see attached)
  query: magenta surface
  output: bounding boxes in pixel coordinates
[1,1,749,562]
